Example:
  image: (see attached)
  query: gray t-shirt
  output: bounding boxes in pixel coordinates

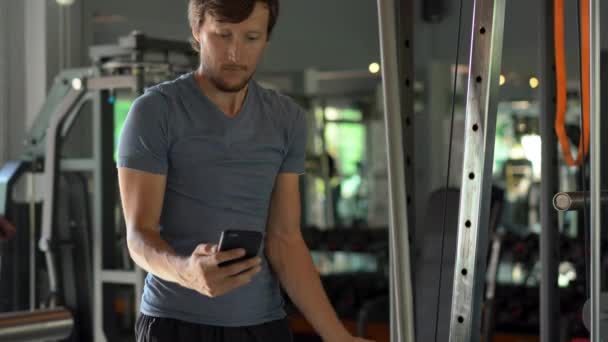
[117,72,307,326]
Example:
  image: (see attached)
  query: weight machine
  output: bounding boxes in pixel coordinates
[0,31,197,342]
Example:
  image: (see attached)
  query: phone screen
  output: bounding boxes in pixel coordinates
[217,230,263,267]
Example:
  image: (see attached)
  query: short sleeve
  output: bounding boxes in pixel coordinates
[117,90,170,175]
[279,107,307,174]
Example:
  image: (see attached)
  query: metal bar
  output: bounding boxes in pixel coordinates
[0,0,8,166]
[59,93,94,139]
[86,75,137,91]
[376,1,415,341]
[390,265,397,340]
[589,0,601,340]
[59,158,96,172]
[119,32,194,55]
[397,0,416,338]
[92,91,105,342]
[482,235,501,342]
[0,308,73,342]
[539,0,560,339]
[397,0,416,266]
[28,175,35,311]
[100,270,138,284]
[38,87,86,308]
[553,191,608,211]
[448,0,505,341]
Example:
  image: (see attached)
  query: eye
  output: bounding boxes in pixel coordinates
[218,31,231,38]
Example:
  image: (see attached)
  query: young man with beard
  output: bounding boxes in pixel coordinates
[117,1,376,341]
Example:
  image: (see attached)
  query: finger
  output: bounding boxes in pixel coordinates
[193,243,216,256]
[213,248,247,265]
[219,265,262,294]
[219,257,262,277]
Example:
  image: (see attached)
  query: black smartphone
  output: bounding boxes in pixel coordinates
[217,230,263,267]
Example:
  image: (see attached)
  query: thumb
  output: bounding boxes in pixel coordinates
[192,243,217,256]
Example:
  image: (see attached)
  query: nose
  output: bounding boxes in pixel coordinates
[227,40,241,63]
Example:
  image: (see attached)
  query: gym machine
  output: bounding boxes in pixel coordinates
[0,31,197,342]
[377,0,604,341]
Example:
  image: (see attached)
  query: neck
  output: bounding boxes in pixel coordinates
[193,68,249,118]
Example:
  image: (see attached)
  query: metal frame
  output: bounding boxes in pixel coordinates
[448,0,505,341]
[90,76,143,342]
[589,0,601,340]
[33,74,144,342]
[396,0,416,340]
[89,32,196,65]
[539,0,560,340]
[28,74,137,341]
[376,0,415,341]
[39,87,87,308]
[0,307,74,340]
[2,69,153,341]
[397,0,415,260]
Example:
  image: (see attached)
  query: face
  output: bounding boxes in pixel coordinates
[192,2,270,93]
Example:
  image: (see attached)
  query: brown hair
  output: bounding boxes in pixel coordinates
[188,0,280,51]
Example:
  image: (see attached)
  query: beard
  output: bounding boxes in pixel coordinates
[203,64,254,93]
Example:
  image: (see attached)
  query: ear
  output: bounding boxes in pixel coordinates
[191,25,201,46]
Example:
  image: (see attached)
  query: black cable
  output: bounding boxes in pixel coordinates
[433,0,465,340]
[575,0,590,299]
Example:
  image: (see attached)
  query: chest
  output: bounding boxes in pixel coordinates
[167,111,287,188]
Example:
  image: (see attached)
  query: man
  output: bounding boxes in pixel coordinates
[117,0,376,341]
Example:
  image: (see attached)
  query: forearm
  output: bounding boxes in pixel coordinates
[126,227,185,284]
[267,235,350,341]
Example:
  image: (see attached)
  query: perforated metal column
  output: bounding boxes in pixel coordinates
[448,0,505,341]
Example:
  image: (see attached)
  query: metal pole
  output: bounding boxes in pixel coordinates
[0,308,74,341]
[553,191,608,211]
[539,0,560,340]
[376,0,415,341]
[396,0,416,337]
[397,0,415,251]
[38,87,86,308]
[448,0,505,341]
[589,0,601,340]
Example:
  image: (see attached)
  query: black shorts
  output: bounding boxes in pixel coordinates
[135,313,293,342]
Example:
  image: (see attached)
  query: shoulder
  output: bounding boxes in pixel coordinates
[131,73,192,113]
[143,73,191,102]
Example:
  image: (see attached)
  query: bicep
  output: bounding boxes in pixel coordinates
[266,173,302,242]
[118,167,167,236]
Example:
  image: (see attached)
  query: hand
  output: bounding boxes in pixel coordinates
[176,243,262,298]
[0,216,16,241]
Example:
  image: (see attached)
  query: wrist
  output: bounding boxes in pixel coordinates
[166,253,189,285]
